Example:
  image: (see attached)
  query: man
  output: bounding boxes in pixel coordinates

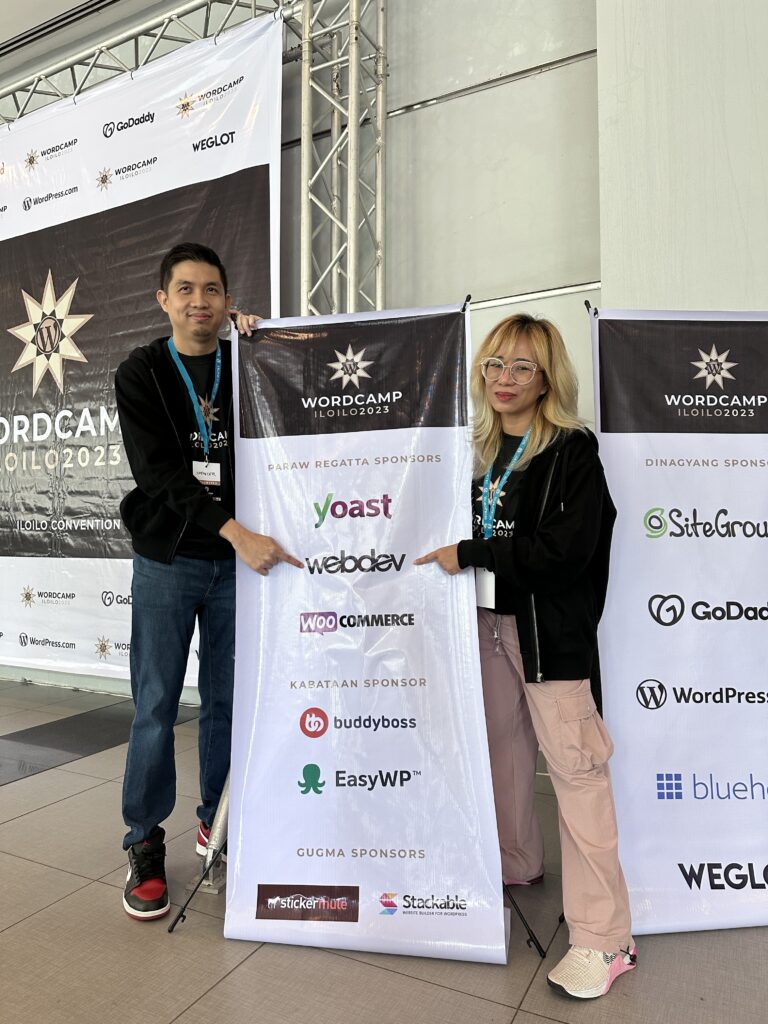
[115,242,301,920]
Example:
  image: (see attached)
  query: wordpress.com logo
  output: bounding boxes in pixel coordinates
[648,594,685,626]
[644,508,668,538]
[656,772,683,800]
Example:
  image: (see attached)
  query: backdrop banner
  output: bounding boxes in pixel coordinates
[0,16,281,679]
[594,308,768,934]
[226,307,508,963]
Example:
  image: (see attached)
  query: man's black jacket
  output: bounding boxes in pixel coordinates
[458,429,615,706]
[114,336,234,563]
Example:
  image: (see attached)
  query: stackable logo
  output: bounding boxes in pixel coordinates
[256,884,359,921]
[305,550,406,574]
[398,893,468,916]
[313,492,392,528]
[379,893,398,915]
[643,507,768,540]
[648,594,685,625]
[7,271,92,395]
[192,130,236,153]
[102,112,155,138]
[299,708,328,738]
[678,862,768,890]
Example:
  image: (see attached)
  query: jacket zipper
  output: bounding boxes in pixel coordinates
[151,367,188,561]
[530,451,559,682]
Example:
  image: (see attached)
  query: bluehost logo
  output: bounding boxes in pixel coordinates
[656,772,683,800]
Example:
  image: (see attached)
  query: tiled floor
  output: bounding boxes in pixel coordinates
[0,679,764,1024]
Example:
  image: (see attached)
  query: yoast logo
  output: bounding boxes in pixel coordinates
[649,594,768,624]
[678,862,768,891]
[313,491,392,527]
[644,507,768,539]
[305,549,406,574]
[300,611,416,633]
[192,130,236,153]
[299,708,328,738]
[637,679,768,708]
[103,112,155,137]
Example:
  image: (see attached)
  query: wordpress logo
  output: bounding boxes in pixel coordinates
[657,772,683,800]
[644,508,667,538]
[636,679,667,709]
[23,197,32,212]
[379,893,398,915]
[19,632,29,647]
[648,594,685,626]
[299,708,328,738]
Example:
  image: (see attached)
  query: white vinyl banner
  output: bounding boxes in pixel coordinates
[0,16,281,681]
[594,309,768,934]
[226,307,507,963]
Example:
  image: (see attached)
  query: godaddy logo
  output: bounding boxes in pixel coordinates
[644,508,667,538]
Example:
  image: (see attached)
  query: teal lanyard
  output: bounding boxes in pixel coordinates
[481,427,531,539]
[167,337,221,463]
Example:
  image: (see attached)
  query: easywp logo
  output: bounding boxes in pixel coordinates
[305,549,405,574]
[313,492,392,528]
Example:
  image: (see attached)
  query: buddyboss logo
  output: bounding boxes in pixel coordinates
[644,506,768,539]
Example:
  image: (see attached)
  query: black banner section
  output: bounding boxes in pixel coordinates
[255,884,360,922]
[0,164,270,556]
[239,311,468,438]
[599,318,768,434]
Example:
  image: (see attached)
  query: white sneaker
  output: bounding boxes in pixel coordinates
[547,941,637,999]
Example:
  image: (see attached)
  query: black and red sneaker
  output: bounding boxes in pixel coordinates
[196,821,226,862]
[123,829,170,921]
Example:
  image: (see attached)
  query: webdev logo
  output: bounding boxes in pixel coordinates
[305,549,406,574]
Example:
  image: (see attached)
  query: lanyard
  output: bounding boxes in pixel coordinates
[167,337,221,463]
[481,426,531,539]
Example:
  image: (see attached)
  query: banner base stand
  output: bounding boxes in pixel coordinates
[503,884,546,958]
[184,859,226,895]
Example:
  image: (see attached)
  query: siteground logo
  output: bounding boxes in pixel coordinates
[643,506,768,540]
[648,594,684,625]
[7,271,92,395]
[636,679,667,709]
[379,893,398,915]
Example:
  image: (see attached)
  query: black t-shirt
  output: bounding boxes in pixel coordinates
[174,349,235,560]
[470,433,526,612]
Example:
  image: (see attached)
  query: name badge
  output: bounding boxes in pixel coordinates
[193,460,221,488]
[475,568,495,609]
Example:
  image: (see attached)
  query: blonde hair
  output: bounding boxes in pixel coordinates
[471,313,584,475]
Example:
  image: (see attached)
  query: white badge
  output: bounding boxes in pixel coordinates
[193,460,221,487]
[475,567,495,609]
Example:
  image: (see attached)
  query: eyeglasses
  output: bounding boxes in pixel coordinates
[480,357,539,386]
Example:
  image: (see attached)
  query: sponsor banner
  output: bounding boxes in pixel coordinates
[226,308,507,962]
[594,309,768,933]
[0,17,281,678]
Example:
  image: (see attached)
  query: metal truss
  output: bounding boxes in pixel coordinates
[0,0,387,316]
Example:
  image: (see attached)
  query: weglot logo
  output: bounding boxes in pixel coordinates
[313,491,392,527]
[678,862,768,890]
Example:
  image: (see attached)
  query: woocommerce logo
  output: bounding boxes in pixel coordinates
[313,491,392,527]
[644,507,768,539]
[300,610,416,633]
[305,549,406,574]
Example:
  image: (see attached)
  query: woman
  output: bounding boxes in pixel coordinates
[415,313,636,1000]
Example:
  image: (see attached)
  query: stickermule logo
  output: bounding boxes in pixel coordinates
[305,549,406,574]
[313,491,392,527]
[256,884,359,921]
[678,863,768,890]
[300,611,416,633]
[299,708,328,738]
[644,507,768,539]
[648,594,684,625]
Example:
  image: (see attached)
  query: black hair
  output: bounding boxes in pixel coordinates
[159,242,228,295]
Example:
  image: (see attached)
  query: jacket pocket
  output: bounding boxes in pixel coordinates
[551,682,614,775]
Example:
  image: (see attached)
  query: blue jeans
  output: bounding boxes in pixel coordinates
[122,553,236,849]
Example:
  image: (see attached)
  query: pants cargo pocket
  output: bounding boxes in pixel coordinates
[551,681,614,775]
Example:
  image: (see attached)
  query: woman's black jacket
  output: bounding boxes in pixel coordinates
[457,428,615,707]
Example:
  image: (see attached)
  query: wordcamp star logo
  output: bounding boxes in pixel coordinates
[95,636,112,660]
[328,345,374,390]
[176,95,195,118]
[379,893,398,915]
[96,167,112,192]
[648,594,685,626]
[25,150,39,172]
[691,345,737,390]
[7,271,92,395]
[20,586,35,608]
[636,679,668,710]
[198,394,219,427]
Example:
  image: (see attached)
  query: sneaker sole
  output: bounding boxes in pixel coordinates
[547,950,637,1000]
[122,895,170,920]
